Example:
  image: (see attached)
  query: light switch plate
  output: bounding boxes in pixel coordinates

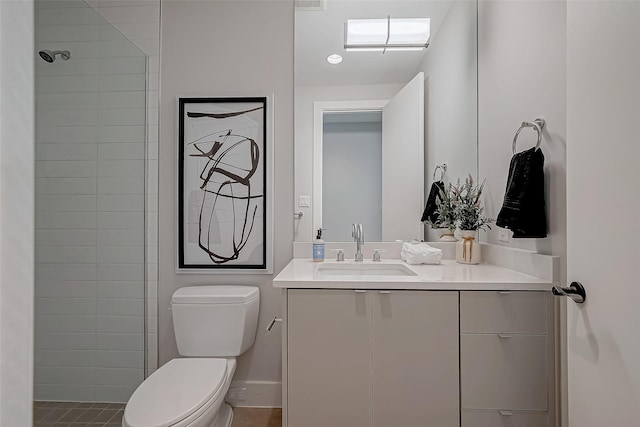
[298,195,311,207]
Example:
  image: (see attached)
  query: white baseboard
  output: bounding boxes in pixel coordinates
[226,381,282,408]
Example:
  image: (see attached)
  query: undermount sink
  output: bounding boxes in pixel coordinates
[316,263,417,277]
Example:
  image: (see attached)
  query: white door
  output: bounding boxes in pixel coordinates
[381,72,424,241]
[566,2,640,425]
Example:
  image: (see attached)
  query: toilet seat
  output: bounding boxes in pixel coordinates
[123,358,234,427]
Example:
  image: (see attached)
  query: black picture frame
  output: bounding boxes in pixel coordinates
[178,97,268,270]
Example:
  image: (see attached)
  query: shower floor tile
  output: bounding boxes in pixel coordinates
[34,402,283,427]
[33,401,125,426]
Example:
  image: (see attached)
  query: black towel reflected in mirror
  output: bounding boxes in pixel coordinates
[421,181,446,223]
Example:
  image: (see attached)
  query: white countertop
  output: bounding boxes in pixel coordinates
[272,259,552,291]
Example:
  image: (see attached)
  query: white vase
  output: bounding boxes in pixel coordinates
[456,230,481,264]
[438,228,458,242]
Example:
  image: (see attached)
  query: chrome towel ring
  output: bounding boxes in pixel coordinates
[512,118,545,154]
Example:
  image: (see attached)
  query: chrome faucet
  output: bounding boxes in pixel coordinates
[352,223,364,262]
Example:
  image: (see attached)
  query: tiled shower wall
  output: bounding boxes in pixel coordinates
[35,0,148,402]
[85,0,160,379]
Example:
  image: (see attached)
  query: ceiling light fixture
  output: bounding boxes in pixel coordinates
[326,54,343,65]
[344,16,430,53]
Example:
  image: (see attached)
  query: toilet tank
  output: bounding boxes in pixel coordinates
[171,286,259,357]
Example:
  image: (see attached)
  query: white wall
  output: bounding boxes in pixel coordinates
[34,0,147,402]
[417,0,478,241]
[323,121,382,242]
[478,0,566,281]
[0,0,35,423]
[159,0,293,406]
[294,83,403,242]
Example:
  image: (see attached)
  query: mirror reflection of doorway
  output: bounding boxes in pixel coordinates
[322,111,383,241]
[313,73,425,242]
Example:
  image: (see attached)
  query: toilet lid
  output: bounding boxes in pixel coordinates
[124,358,228,427]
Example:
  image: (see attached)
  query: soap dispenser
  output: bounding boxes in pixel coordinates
[313,228,325,262]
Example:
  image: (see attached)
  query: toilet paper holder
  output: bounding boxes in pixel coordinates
[265,316,282,334]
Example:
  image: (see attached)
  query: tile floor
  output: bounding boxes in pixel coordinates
[33,402,124,426]
[34,403,282,427]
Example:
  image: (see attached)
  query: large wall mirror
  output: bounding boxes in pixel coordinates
[294,0,478,243]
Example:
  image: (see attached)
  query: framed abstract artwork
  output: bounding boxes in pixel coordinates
[178,97,272,272]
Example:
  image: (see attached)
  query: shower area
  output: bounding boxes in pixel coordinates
[34,0,149,415]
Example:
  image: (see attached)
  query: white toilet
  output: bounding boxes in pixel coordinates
[123,285,260,427]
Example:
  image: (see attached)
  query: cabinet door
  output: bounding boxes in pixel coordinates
[461,334,547,411]
[287,289,372,427]
[372,291,459,427]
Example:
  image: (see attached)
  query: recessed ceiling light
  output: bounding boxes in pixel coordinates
[326,54,343,65]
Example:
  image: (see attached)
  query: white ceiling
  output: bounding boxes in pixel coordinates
[295,0,455,87]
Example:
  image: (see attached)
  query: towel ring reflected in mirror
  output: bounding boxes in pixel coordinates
[433,163,447,181]
[512,118,545,154]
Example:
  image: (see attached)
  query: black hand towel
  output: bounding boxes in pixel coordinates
[421,181,445,223]
[496,147,547,238]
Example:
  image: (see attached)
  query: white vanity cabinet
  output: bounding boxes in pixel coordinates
[276,257,557,427]
[460,291,555,427]
[285,289,460,427]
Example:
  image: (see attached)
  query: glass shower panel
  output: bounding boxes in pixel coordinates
[35,0,146,403]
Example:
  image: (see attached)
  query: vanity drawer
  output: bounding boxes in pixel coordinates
[461,334,547,411]
[462,409,547,427]
[460,291,546,334]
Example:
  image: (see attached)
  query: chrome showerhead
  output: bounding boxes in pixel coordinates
[38,50,71,63]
